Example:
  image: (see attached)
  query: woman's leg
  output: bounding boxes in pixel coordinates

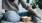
[17,11,31,21]
[4,11,20,22]
[18,11,41,23]
[31,14,41,23]
[17,11,31,17]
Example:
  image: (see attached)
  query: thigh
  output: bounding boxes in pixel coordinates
[17,11,31,17]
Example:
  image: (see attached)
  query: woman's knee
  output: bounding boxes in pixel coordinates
[4,11,20,22]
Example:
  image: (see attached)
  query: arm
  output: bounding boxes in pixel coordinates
[20,0,41,19]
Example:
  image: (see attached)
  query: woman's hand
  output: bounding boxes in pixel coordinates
[38,16,41,20]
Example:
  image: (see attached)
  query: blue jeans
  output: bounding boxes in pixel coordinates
[4,11,40,23]
[17,11,40,23]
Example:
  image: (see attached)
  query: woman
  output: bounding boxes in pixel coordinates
[3,0,41,23]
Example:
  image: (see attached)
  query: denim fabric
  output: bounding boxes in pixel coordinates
[17,11,31,17]
[4,11,40,23]
[18,11,40,23]
[31,14,41,23]
[4,11,20,22]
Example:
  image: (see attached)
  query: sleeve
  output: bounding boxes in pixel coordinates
[20,0,31,10]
